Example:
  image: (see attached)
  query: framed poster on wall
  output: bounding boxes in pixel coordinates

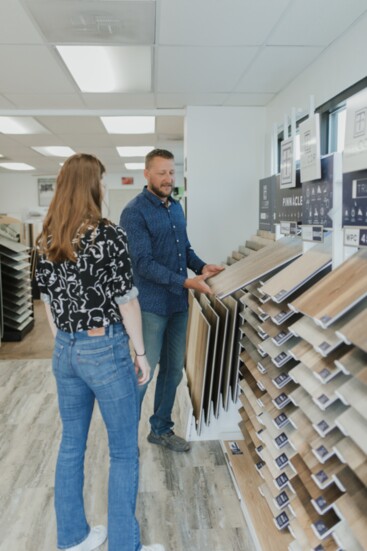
[38,178,56,207]
[280,137,296,189]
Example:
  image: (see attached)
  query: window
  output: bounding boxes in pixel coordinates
[328,104,346,153]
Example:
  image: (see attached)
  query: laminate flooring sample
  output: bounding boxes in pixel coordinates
[185,297,210,432]
[336,307,367,353]
[289,248,367,328]
[335,407,367,455]
[208,236,303,299]
[259,240,332,302]
[198,294,219,425]
[221,296,238,411]
[335,347,367,376]
[289,316,344,357]
[209,296,228,418]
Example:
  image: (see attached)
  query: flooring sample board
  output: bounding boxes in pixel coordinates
[289,316,344,357]
[289,248,367,328]
[223,440,293,551]
[334,491,367,550]
[335,377,367,420]
[259,240,332,302]
[333,437,366,472]
[208,236,303,299]
[335,407,367,455]
[209,296,228,418]
[198,294,219,425]
[336,306,367,353]
[335,347,367,376]
[221,296,238,410]
[185,296,210,433]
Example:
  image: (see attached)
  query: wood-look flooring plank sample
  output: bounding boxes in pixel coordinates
[335,407,367,455]
[221,296,238,411]
[335,347,367,376]
[208,236,303,299]
[289,248,367,328]
[209,296,228,418]
[334,491,367,550]
[198,294,219,425]
[259,240,332,302]
[335,377,367,420]
[289,316,344,357]
[336,306,367,353]
[185,297,210,432]
[333,437,366,472]
[223,440,293,551]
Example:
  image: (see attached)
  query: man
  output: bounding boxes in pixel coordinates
[120,149,223,452]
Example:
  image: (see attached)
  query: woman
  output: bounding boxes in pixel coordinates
[36,153,164,551]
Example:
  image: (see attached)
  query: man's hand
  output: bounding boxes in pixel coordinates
[202,264,225,277]
[184,273,212,294]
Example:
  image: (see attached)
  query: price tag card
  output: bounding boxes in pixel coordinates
[302,224,324,242]
[280,220,298,235]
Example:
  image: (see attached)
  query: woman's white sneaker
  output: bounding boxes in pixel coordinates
[66,525,107,551]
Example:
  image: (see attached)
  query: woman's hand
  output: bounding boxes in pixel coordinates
[134,354,151,385]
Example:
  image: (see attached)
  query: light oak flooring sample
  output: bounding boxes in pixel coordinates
[186,297,210,431]
[223,440,292,551]
[335,407,367,455]
[336,306,367,353]
[335,347,367,376]
[209,296,228,418]
[198,294,219,425]
[289,316,344,357]
[221,296,238,411]
[289,248,367,328]
[259,241,332,302]
[208,236,303,299]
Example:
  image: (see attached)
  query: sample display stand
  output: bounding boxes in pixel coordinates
[0,236,34,341]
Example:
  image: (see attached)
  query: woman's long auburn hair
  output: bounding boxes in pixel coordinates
[37,153,106,263]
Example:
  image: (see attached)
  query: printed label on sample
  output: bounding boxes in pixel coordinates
[275,453,289,468]
[273,372,291,388]
[317,420,330,434]
[319,368,331,380]
[275,432,288,448]
[229,441,243,455]
[274,289,288,301]
[275,472,289,489]
[275,511,290,529]
[315,495,328,511]
[274,393,290,408]
[302,224,324,242]
[275,491,289,508]
[318,341,331,353]
[313,520,328,537]
[315,470,328,484]
[315,445,329,459]
[255,460,265,471]
[274,412,289,428]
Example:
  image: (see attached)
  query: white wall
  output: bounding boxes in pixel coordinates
[265,11,367,175]
[185,106,266,264]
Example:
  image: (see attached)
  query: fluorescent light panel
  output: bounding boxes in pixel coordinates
[0,117,49,134]
[101,116,155,134]
[32,146,75,157]
[117,146,154,157]
[125,163,145,170]
[56,45,151,93]
[0,162,35,171]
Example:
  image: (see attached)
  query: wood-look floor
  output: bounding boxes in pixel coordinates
[0,303,256,551]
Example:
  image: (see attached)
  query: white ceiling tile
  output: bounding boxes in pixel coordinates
[3,94,86,109]
[159,0,290,46]
[156,94,227,108]
[37,117,106,134]
[82,93,156,109]
[55,134,115,149]
[23,0,156,44]
[156,117,184,135]
[0,0,44,44]
[157,46,259,93]
[235,46,323,93]
[223,93,275,106]
[0,46,77,95]
[0,95,17,109]
[268,0,367,46]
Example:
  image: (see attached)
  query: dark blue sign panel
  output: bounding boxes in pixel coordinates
[302,155,333,228]
[259,175,277,232]
[275,170,303,223]
[343,168,367,227]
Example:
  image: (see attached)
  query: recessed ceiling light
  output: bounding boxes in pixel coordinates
[32,146,76,157]
[125,163,145,170]
[101,116,155,134]
[0,117,49,134]
[117,146,154,157]
[56,45,152,93]
[0,162,35,171]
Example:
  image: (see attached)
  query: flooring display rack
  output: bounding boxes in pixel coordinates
[185,228,367,551]
[0,236,34,341]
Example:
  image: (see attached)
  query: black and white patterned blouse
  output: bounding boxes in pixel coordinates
[36,222,138,333]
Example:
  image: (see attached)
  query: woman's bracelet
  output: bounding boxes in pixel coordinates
[135,350,146,357]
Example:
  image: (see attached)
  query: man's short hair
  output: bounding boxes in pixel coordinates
[145,149,174,169]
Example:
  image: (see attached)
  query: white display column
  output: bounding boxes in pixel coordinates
[184,106,266,264]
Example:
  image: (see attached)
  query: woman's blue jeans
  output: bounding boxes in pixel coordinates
[52,324,141,551]
[140,310,188,435]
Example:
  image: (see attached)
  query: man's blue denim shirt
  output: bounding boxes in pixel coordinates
[120,187,206,316]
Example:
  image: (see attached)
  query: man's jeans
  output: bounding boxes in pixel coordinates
[140,310,188,435]
[52,324,141,551]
